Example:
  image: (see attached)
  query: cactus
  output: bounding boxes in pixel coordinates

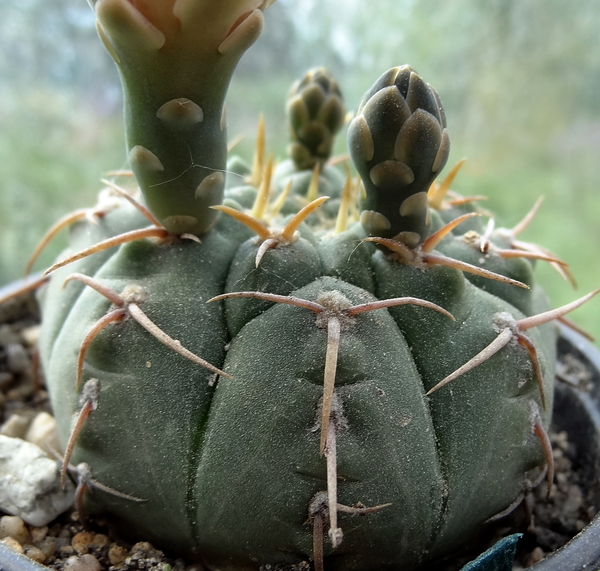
[228,67,347,220]
[272,67,347,205]
[3,1,599,570]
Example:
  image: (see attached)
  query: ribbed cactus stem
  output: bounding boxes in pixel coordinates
[90,0,275,235]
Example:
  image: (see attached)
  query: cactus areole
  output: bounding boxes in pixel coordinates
[27,1,598,570]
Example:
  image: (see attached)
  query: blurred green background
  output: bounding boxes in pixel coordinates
[1,0,599,338]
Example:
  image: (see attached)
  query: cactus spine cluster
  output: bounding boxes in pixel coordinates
[3,1,598,570]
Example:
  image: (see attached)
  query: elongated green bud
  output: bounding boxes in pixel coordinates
[348,66,450,247]
[286,67,346,170]
[90,0,275,235]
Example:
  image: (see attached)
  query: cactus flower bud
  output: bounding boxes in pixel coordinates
[348,66,450,246]
[286,67,347,170]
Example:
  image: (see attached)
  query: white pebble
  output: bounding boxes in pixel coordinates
[35,537,57,558]
[0,435,74,526]
[29,524,48,544]
[24,544,47,563]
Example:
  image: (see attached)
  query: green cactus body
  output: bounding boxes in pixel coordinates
[24,3,577,570]
[39,186,556,570]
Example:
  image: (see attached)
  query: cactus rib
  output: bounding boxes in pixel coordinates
[427,290,600,405]
[214,196,329,267]
[211,285,455,554]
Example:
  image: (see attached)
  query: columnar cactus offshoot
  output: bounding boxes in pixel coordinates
[3,1,599,570]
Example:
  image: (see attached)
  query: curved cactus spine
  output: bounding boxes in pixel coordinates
[55,446,146,524]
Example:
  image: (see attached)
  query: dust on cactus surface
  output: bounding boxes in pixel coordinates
[1,1,600,570]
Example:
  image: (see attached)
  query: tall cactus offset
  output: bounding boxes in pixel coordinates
[2,2,599,570]
[90,0,275,235]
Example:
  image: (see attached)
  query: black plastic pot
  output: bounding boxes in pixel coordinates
[0,540,49,571]
[1,277,600,570]
[528,326,600,571]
